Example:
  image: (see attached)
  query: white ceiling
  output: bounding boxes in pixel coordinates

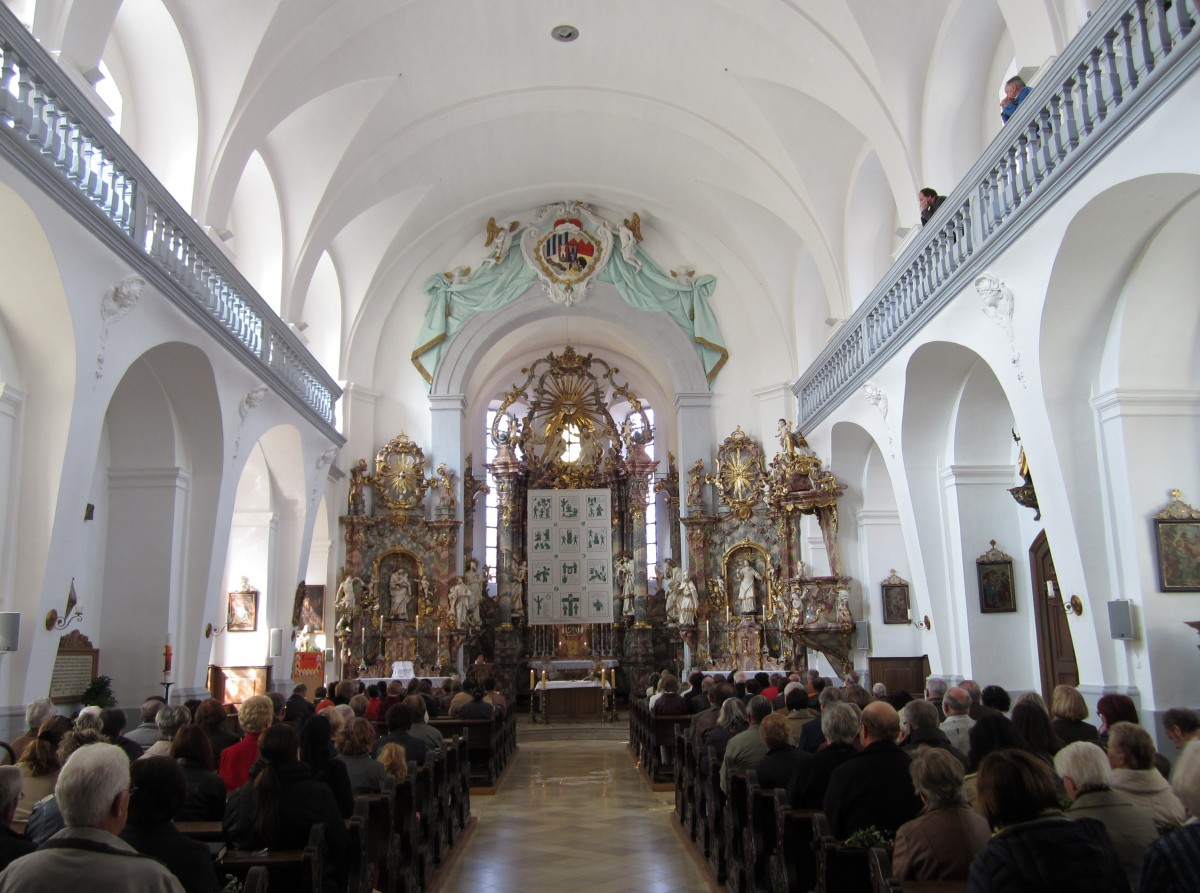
[13,0,1086,405]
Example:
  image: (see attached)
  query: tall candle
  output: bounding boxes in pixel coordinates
[163,634,172,676]
[416,612,421,632]
[437,625,441,651]
[726,605,730,623]
[706,620,710,642]
[530,669,535,691]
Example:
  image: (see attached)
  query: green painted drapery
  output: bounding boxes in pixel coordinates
[411,239,727,387]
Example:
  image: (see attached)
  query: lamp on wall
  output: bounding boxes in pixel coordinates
[44,579,83,631]
[0,613,19,652]
[909,612,932,632]
[205,620,227,638]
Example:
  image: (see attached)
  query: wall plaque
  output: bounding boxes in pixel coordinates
[48,630,99,704]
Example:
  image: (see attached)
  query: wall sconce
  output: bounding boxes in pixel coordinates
[45,579,83,631]
[1064,595,1084,616]
[0,613,19,652]
[205,620,227,638]
[909,611,932,632]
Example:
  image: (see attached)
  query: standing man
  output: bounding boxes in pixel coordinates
[1000,75,1032,122]
[918,188,945,226]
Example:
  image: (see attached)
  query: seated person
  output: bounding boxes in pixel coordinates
[1050,685,1101,747]
[299,715,353,818]
[14,715,72,822]
[892,748,989,881]
[335,717,386,794]
[702,698,747,779]
[172,725,225,822]
[787,702,860,810]
[0,767,34,871]
[899,699,966,768]
[372,703,428,767]
[0,744,184,891]
[223,724,348,893]
[650,675,689,716]
[1108,721,1186,833]
[140,705,190,760]
[403,695,445,753]
[823,701,922,838]
[751,711,809,790]
[1054,741,1156,889]
[1140,739,1200,892]
[458,688,496,720]
[121,756,219,893]
[969,749,1128,892]
[218,695,273,792]
[376,742,408,785]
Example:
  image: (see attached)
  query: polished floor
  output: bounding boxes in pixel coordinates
[435,740,717,893]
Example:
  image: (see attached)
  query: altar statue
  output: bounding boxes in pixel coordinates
[513,561,527,619]
[686,459,705,507]
[464,559,485,625]
[449,577,471,629]
[336,574,361,613]
[736,558,762,614]
[665,566,684,623]
[614,556,635,616]
[347,458,368,515]
[389,568,413,619]
[677,577,698,626]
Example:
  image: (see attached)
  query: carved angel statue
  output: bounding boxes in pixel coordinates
[347,458,368,514]
[483,216,521,267]
[335,574,362,613]
[777,418,809,457]
[669,266,696,286]
[443,266,472,285]
[619,212,643,271]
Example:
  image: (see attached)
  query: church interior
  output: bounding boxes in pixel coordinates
[0,0,1198,805]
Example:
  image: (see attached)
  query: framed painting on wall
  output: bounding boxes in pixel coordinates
[1154,490,1200,592]
[880,570,911,625]
[976,540,1016,614]
[227,587,258,632]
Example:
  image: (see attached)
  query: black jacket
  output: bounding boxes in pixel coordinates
[753,745,811,791]
[966,815,1130,893]
[823,740,922,838]
[787,741,857,809]
[223,760,349,887]
[176,757,226,822]
[122,822,220,893]
[900,727,968,769]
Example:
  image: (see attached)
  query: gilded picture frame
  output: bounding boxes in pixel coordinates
[881,571,910,625]
[1154,518,1200,591]
[227,588,259,632]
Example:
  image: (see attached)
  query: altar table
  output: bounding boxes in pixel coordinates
[534,680,607,722]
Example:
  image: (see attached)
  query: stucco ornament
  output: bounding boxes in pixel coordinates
[975,273,1026,388]
[95,275,146,379]
[862,381,896,458]
[519,200,615,307]
[232,386,268,462]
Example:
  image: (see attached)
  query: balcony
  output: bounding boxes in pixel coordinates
[795,0,1199,429]
[0,3,341,440]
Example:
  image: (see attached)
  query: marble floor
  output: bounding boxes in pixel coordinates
[434,740,718,893]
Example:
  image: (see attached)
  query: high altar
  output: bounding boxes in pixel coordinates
[336,346,854,698]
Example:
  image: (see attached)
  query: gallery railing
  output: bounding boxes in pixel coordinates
[0,4,341,439]
[795,0,1198,429]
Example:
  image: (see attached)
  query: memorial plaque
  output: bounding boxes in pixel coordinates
[48,630,99,704]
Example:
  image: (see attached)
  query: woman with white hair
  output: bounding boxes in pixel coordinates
[1140,738,1200,892]
[1055,741,1157,888]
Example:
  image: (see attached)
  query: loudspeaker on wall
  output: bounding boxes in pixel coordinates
[268,627,283,657]
[854,620,870,650]
[1107,600,1135,640]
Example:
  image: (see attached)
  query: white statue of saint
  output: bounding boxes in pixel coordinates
[617,556,636,616]
[389,569,413,619]
[736,558,762,614]
[665,566,684,622]
[449,577,472,629]
[336,575,361,613]
[677,577,698,626]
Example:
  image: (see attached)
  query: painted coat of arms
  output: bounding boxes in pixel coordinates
[520,201,613,306]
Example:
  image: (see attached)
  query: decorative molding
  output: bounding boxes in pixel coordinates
[108,466,192,491]
[855,509,901,526]
[233,386,269,462]
[861,381,895,458]
[1092,389,1200,422]
[95,275,145,380]
[939,464,1019,487]
[975,273,1026,389]
[231,510,279,529]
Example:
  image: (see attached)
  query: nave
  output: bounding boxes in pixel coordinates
[437,740,715,893]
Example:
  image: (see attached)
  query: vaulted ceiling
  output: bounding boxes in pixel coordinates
[14,0,1082,413]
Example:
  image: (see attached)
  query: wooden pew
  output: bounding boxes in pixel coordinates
[704,744,728,884]
[241,866,268,893]
[363,780,398,893]
[345,797,371,893]
[219,823,325,893]
[411,758,438,886]
[724,770,751,893]
[868,847,966,893]
[648,714,690,782]
[743,771,779,893]
[769,792,817,893]
[812,812,878,893]
[673,725,694,834]
[390,775,420,893]
[429,717,501,787]
[451,735,471,829]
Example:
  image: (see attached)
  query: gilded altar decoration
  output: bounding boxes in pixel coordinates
[519,201,614,306]
[371,433,431,521]
[707,427,767,520]
[490,345,652,490]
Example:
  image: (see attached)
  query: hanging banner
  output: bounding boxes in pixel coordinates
[527,488,613,625]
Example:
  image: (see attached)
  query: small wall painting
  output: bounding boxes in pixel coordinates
[881,570,910,625]
[227,587,258,632]
[1154,491,1200,592]
[976,540,1016,614]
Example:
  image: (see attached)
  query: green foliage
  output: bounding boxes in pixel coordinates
[843,825,894,849]
[79,674,116,708]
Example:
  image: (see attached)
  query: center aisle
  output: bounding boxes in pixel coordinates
[435,740,717,893]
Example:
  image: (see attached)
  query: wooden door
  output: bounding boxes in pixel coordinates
[1029,531,1079,698]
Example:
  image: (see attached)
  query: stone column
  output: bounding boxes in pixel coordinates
[625,447,659,627]
[492,469,524,624]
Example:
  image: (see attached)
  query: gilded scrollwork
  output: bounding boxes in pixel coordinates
[707,427,767,520]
